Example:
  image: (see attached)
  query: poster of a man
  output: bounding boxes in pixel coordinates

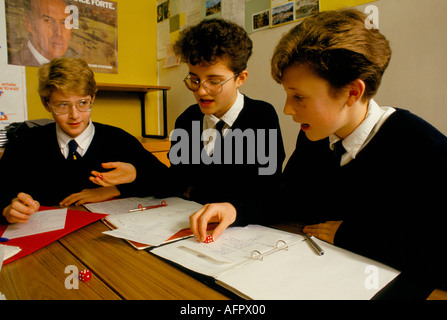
[5,0,118,74]
[8,0,72,67]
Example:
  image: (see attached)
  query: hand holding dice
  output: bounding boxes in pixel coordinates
[79,269,91,282]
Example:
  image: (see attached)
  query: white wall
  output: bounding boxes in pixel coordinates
[159,0,447,162]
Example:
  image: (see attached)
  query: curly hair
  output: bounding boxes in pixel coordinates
[173,19,253,73]
[271,9,391,100]
[38,57,97,102]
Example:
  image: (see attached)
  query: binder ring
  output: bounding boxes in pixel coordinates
[251,250,263,261]
[276,240,288,251]
[250,240,288,261]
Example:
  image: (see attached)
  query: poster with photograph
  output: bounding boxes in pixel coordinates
[272,1,294,27]
[4,0,118,74]
[295,0,319,20]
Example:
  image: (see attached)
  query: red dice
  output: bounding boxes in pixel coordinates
[79,269,91,282]
[204,235,213,243]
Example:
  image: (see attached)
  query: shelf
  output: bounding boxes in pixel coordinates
[96,83,171,139]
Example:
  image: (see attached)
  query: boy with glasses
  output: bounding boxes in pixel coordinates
[171,19,285,242]
[1,57,167,224]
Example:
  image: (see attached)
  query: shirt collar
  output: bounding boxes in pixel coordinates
[204,90,244,129]
[27,40,50,66]
[329,99,386,159]
[56,120,95,156]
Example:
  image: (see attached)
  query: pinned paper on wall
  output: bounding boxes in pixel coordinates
[0,0,27,129]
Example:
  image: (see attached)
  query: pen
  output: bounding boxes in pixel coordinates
[303,233,324,256]
[0,237,9,242]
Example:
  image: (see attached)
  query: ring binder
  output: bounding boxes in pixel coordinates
[250,240,288,261]
[129,200,167,212]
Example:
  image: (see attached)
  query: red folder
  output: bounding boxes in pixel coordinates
[0,207,107,265]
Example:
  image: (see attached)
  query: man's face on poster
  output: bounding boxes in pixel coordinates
[25,0,72,60]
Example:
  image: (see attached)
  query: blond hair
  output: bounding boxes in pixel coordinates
[38,57,97,102]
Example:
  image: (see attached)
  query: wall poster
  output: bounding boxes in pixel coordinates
[4,0,118,74]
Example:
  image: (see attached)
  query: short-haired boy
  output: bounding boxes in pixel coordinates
[172,19,285,241]
[1,57,167,224]
[205,9,446,291]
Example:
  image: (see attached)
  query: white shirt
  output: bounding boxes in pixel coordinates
[329,99,396,166]
[203,90,244,156]
[56,120,95,158]
[27,40,49,66]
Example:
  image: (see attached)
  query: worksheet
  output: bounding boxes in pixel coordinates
[102,197,203,246]
[1,208,67,239]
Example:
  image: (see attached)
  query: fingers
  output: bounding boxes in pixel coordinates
[89,173,109,187]
[189,205,208,242]
[60,189,91,206]
[60,187,121,207]
[303,221,342,244]
[17,192,40,211]
[189,203,237,242]
[89,162,136,187]
[303,224,332,242]
[4,193,39,224]
[101,162,120,169]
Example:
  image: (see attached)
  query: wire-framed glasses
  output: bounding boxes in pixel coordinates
[183,73,239,95]
[47,99,94,115]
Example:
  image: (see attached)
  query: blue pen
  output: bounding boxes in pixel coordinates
[0,237,9,242]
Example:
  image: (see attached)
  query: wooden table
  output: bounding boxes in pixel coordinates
[1,219,446,300]
[0,219,228,300]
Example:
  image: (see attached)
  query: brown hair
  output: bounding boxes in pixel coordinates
[173,18,253,73]
[271,9,391,100]
[38,57,97,102]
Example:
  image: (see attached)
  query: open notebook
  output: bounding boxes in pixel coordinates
[151,225,400,300]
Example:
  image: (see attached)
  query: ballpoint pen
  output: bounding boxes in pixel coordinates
[303,233,324,256]
[0,237,9,243]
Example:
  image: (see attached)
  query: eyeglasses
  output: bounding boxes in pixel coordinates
[47,99,94,115]
[183,73,239,95]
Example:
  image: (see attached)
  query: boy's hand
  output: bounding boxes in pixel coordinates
[60,186,121,206]
[2,192,40,224]
[303,221,343,244]
[90,162,137,187]
[189,202,237,242]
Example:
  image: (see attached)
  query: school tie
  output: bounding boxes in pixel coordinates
[215,120,226,162]
[68,139,81,161]
[333,140,346,166]
[215,120,226,138]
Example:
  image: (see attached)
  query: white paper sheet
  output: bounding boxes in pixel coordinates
[0,244,21,262]
[217,237,400,300]
[102,197,203,246]
[2,208,67,239]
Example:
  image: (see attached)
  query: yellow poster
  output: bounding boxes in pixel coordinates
[320,0,376,11]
